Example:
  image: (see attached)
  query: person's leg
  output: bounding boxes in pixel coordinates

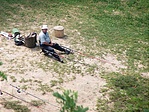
[41,45,63,63]
[51,43,70,54]
[51,43,65,51]
[42,45,55,52]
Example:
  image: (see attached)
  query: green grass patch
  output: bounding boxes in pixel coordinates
[30,100,44,107]
[0,62,7,81]
[37,83,53,95]
[2,101,30,112]
[98,72,149,112]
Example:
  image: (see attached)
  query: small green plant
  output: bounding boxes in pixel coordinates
[10,76,17,82]
[58,77,64,84]
[0,71,7,81]
[0,62,7,81]
[50,80,58,87]
[53,90,89,112]
[21,85,28,90]
[19,78,31,83]
[37,83,53,94]
[34,80,42,84]
[50,78,64,87]
[30,100,44,107]
[0,62,2,65]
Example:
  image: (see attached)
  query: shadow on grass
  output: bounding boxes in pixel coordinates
[55,35,68,40]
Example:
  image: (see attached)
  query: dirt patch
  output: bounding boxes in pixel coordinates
[62,75,106,112]
[0,33,126,111]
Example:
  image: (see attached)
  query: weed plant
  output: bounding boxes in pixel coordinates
[10,76,17,82]
[0,62,7,81]
[30,100,44,107]
[0,71,7,81]
[37,83,53,94]
[53,90,89,112]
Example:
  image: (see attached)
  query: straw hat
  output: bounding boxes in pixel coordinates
[41,25,48,30]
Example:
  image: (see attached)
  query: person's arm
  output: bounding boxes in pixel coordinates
[43,41,53,46]
[40,34,53,46]
[49,38,53,46]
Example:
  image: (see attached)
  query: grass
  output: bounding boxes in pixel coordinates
[0,62,7,81]
[10,76,17,82]
[0,71,7,81]
[37,83,53,95]
[2,101,30,112]
[98,72,149,111]
[0,0,149,111]
[0,62,2,65]
[19,78,32,83]
[30,100,44,107]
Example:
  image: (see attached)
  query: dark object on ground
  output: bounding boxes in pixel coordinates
[42,48,64,63]
[25,32,37,48]
[61,46,74,55]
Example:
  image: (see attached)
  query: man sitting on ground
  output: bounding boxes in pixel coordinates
[39,25,70,62]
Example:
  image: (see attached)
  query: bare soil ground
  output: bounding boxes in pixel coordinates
[0,31,126,112]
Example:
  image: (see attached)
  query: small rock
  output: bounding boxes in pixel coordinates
[141,73,149,79]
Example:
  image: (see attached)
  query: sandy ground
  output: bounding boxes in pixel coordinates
[0,33,127,112]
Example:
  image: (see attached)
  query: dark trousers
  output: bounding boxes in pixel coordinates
[40,43,65,53]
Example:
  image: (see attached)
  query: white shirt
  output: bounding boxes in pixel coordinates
[39,31,50,44]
